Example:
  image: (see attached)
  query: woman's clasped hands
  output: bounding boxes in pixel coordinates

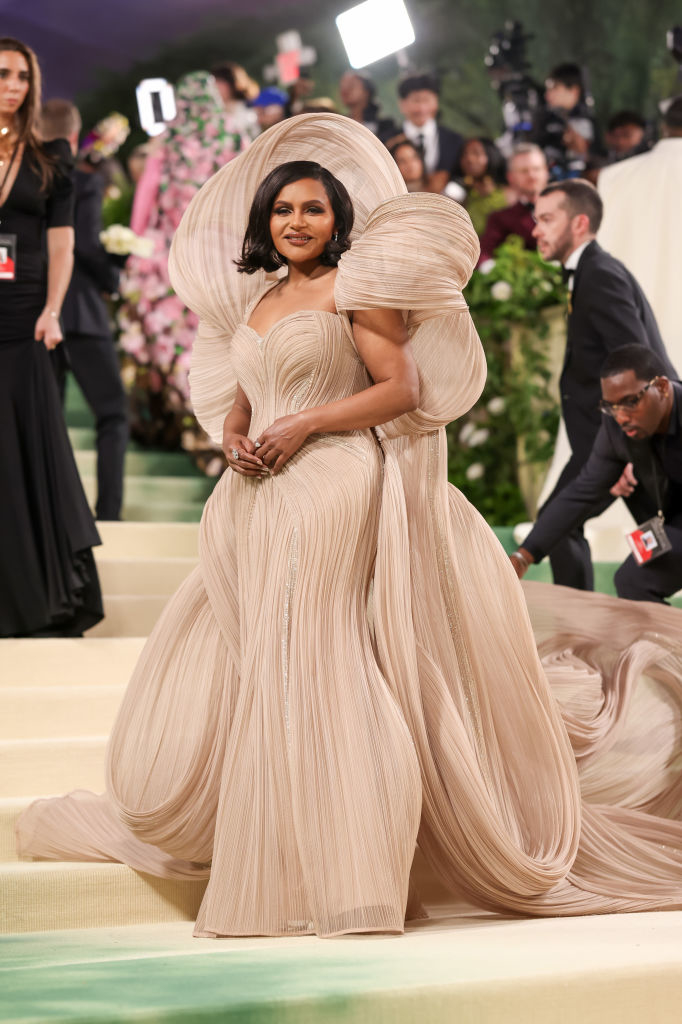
[225,411,313,477]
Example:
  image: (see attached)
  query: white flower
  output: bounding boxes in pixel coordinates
[459,422,476,443]
[130,236,155,258]
[540,279,553,292]
[120,363,137,387]
[491,280,513,301]
[487,397,506,415]
[466,462,485,481]
[99,224,154,258]
[478,258,496,275]
[100,224,135,254]
[468,428,490,447]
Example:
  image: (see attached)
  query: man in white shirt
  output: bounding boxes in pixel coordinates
[598,98,682,374]
[397,72,463,194]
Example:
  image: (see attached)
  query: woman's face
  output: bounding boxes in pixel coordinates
[460,140,488,179]
[339,73,369,108]
[269,177,336,264]
[393,144,423,185]
[0,50,30,121]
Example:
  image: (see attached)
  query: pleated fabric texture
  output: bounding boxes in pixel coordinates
[17,114,682,934]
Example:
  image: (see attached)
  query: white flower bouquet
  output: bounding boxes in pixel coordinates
[100,224,155,259]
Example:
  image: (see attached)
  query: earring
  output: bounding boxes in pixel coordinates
[332,232,339,242]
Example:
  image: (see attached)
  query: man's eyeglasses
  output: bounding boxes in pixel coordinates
[599,377,659,417]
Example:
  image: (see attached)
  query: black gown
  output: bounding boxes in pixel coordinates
[0,138,103,637]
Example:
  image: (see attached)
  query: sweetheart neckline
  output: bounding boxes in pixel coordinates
[241,308,343,343]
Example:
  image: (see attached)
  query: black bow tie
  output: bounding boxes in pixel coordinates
[561,266,575,285]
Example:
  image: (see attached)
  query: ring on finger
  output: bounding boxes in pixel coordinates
[254,440,262,450]
[231,448,240,460]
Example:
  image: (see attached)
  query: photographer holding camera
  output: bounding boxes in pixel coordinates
[532,63,598,179]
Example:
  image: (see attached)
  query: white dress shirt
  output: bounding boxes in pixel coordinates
[402,118,439,174]
[563,240,590,291]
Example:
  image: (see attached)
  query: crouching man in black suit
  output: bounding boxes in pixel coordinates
[41,99,129,521]
[532,179,676,590]
[511,346,682,603]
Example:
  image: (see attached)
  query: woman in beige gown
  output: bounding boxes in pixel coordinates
[17,114,682,936]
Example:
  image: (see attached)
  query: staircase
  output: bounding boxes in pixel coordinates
[66,376,215,523]
[1,380,213,934]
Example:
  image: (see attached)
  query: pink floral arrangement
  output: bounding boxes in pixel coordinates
[117,70,245,468]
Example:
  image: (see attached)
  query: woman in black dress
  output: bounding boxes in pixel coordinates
[0,37,103,636]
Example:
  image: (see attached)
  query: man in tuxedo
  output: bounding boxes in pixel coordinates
[41,99,129,521]
[511,346,682,603]
[529,179,676,589]
[477,144,549,264]
[397,72,462,194]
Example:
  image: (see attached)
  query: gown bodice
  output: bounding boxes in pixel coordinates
[232,307,371,439]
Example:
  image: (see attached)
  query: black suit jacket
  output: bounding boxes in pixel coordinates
[560,241,677,465]
[62,168,121,338]
[435,124,463,175]
[524,384,682,561]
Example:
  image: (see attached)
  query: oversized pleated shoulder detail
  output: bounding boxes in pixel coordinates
[335,194,486,436]
[169,112,407,443]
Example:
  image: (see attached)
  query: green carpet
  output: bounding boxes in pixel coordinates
[4,912,682,1024]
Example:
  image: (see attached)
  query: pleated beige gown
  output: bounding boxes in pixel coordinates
[17,115,682,935]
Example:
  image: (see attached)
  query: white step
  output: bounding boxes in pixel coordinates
[0,737,107,797]
[2,860,207,933]
[95,521,199,560]
[1,685,124,740]
[89,596,169,638]
[96,557,197,595]
[0,638,145,687]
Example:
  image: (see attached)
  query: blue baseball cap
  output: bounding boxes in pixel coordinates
[251,87,289,108]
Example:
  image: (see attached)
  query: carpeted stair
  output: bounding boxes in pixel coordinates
[0,526,207,935]
[1,380,211,935]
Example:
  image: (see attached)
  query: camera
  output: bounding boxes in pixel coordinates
[484,21,542,142]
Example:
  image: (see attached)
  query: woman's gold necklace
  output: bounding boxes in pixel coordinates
[0,126,17,168]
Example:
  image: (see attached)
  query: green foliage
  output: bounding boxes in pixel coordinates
[101,182,135,229]
[448,237,565,523]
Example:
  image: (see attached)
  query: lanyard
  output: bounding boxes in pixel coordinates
[0,139,20,215]
[650,449,666,522]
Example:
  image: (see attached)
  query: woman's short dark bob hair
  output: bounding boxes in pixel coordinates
[235,160,354,274]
